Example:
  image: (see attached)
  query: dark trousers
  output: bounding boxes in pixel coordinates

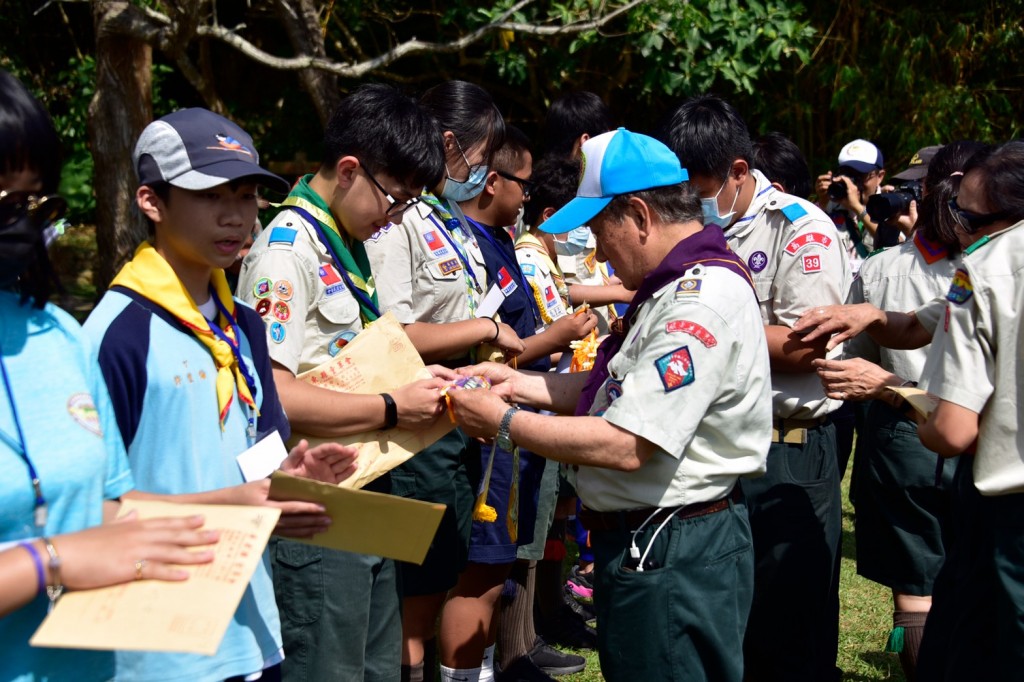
[740,421,842,682]
[272,540,401,682]
[919,459,1024,680]
[590,499,754,682]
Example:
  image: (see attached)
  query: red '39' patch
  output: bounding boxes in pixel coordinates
[802,253,822,274]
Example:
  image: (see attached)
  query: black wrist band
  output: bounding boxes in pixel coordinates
[486,317,500,343]
[380,393,398,430]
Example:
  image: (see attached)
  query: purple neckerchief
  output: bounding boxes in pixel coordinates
[574,226,754,416]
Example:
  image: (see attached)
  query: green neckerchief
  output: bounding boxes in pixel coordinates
[280,175,379,323]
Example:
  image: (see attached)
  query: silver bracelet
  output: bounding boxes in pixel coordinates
[41,536,63,611]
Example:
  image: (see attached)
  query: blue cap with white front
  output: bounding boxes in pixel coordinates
[540,128,689,234]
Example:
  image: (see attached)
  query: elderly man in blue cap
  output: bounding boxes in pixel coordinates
[445,128,772,682]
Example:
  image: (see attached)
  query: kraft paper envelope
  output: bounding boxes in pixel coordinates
[31,499,280,655]
[885,385,940,419]
[291,312,453,490]
[269,470,445,564]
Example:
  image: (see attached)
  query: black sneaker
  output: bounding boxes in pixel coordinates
[536,604,598,650]
[528,638,586,676]
[496,655,558,682]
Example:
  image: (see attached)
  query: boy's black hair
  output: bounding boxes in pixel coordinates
[322,83,445,190]
[420,80,506,167]
[491,126,532,176]
[523,155,581,228]
[657,94,753,180]
[544,91,614,159]
[0,70,62,307]
[752,132,812,200]
[919,140,989,256]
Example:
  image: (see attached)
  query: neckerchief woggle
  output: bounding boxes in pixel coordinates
[111,242,258,431]
[280,176,381,324]
[575,227,754,416]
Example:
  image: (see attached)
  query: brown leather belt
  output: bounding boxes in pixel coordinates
[578,487,741,532]
[771,416,827,444]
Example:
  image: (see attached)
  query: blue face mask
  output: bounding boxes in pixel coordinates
[552,225,592,256]
[440,164,489,202]
[701,177,739,229]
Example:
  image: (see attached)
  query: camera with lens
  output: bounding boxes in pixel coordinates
[827,170,865,202]
[866,180,923,224]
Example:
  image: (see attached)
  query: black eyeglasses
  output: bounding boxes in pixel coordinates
[495,170,536,199]
[947,196,1008,234]
[0,191,67,228]
[361,164,420,218]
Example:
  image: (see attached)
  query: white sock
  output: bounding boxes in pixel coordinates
[440,665,482,682]
[480,645,496,681]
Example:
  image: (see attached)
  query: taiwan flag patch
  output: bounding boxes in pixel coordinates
[319,264,341,286]
[424,229,449,257]
[497,267,517,296]
[654,346,695,392]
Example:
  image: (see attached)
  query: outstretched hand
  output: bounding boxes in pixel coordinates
[792,303,885,350]
[281,439,358,484]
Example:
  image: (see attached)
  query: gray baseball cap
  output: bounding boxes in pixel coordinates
[134,107,289,194]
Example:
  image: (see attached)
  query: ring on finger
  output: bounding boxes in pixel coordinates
[134,558,147,581]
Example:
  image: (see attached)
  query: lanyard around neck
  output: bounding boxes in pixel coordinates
[0,346,47,529]
[465,217,541,328]
[289,205,382,321]
[206,292,259,440]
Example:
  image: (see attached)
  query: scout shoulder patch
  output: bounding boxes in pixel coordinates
[268,226,297,246]
[269,321,286,343]
[273,280,294,301]
[319,264,346,296]
[802,253,822,274]
[273,300,291,322]
[605,378,623,404]
[946,268,973,304]
[675,278,701,298]
[255,298,272,317]
[437,258,462,276]
[654,346,695,392]
[520,262,536,277]
[665,320,717,348]
[367,224,393,242]
[780,202,809,223]
[784,232,833,255]
[328,330,358,357]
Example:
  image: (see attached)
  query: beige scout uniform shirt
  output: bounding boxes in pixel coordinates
[365,199,488,329]
[557,233,616,335]
[724,169,851,419]
[578,263,772,512]
[238,210,362,375]
[846,234,959,380]
[920,221,1024,495]
[514,233,570,324]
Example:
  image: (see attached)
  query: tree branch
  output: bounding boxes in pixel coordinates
[189,0,647,77]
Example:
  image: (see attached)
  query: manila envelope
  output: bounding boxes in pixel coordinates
[31,499,280,655]
[885,385,940,419]
[291,312,453,489]
[268,471,445,564]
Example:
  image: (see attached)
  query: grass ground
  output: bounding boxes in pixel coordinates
[555,467,907,681]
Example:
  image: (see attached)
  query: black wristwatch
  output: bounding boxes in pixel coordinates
[496,406,520,450]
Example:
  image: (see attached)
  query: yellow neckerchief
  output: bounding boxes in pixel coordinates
[111,242,257,430]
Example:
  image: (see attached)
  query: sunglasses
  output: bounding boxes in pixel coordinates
[947,196,1008,233]
[0,190,67,228]
[361,165,420,218]
[495,170,535,199]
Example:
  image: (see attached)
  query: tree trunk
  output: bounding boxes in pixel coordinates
[272,0,341,127]
[88,0,152,293]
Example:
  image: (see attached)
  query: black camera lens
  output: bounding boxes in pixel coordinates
[866,182,923,224]
[827,180,848,201]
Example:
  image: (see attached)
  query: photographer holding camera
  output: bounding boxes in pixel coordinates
[864,146,942,250]
[815,139,886,273]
